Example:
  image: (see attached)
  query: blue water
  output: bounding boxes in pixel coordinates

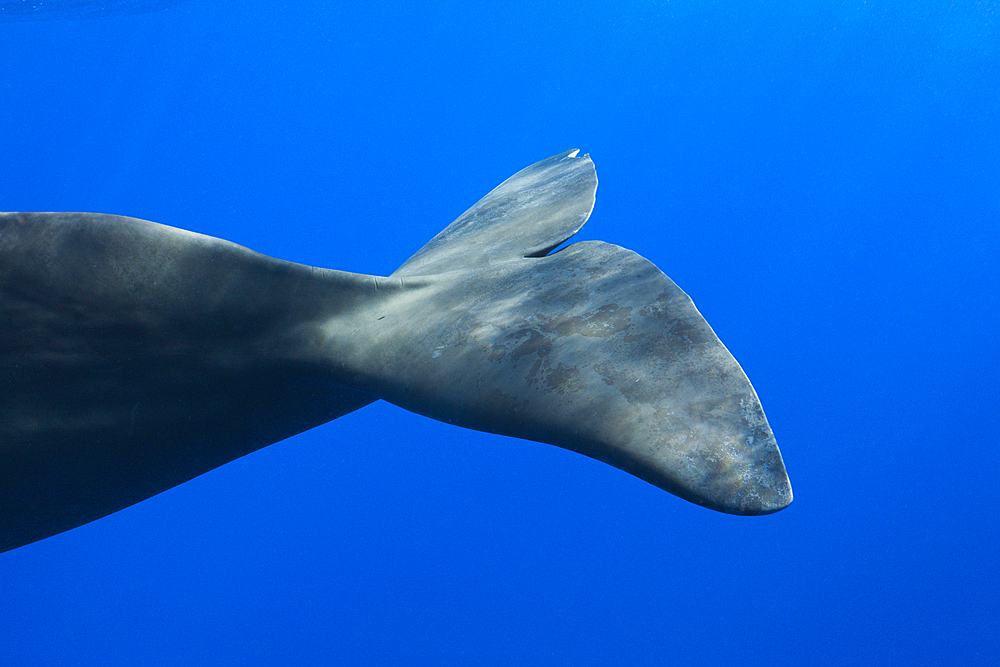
[1,2,997,665]
[0,0,186,19]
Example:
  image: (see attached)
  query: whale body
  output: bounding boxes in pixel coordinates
[0,150,791,552]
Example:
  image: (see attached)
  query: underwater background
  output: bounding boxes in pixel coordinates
[1,1,997,664]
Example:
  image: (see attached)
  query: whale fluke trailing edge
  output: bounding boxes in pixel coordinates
[0,149,791,553]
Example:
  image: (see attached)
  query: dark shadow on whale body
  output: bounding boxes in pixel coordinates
[0,0,187,20]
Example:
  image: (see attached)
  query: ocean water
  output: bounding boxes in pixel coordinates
[0,0,186,19]
[1,1,997,665]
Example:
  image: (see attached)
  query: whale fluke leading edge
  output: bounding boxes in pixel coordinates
[0,149,791,553]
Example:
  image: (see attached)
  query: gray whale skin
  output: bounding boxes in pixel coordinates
[0,149,791,553]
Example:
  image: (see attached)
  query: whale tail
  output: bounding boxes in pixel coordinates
[0,149,790,553]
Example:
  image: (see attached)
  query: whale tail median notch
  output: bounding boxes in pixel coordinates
[0,149,790,553]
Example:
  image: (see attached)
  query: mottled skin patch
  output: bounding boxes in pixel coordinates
[548,304,633,338]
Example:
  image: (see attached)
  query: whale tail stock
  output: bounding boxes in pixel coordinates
[0,149,790,553]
